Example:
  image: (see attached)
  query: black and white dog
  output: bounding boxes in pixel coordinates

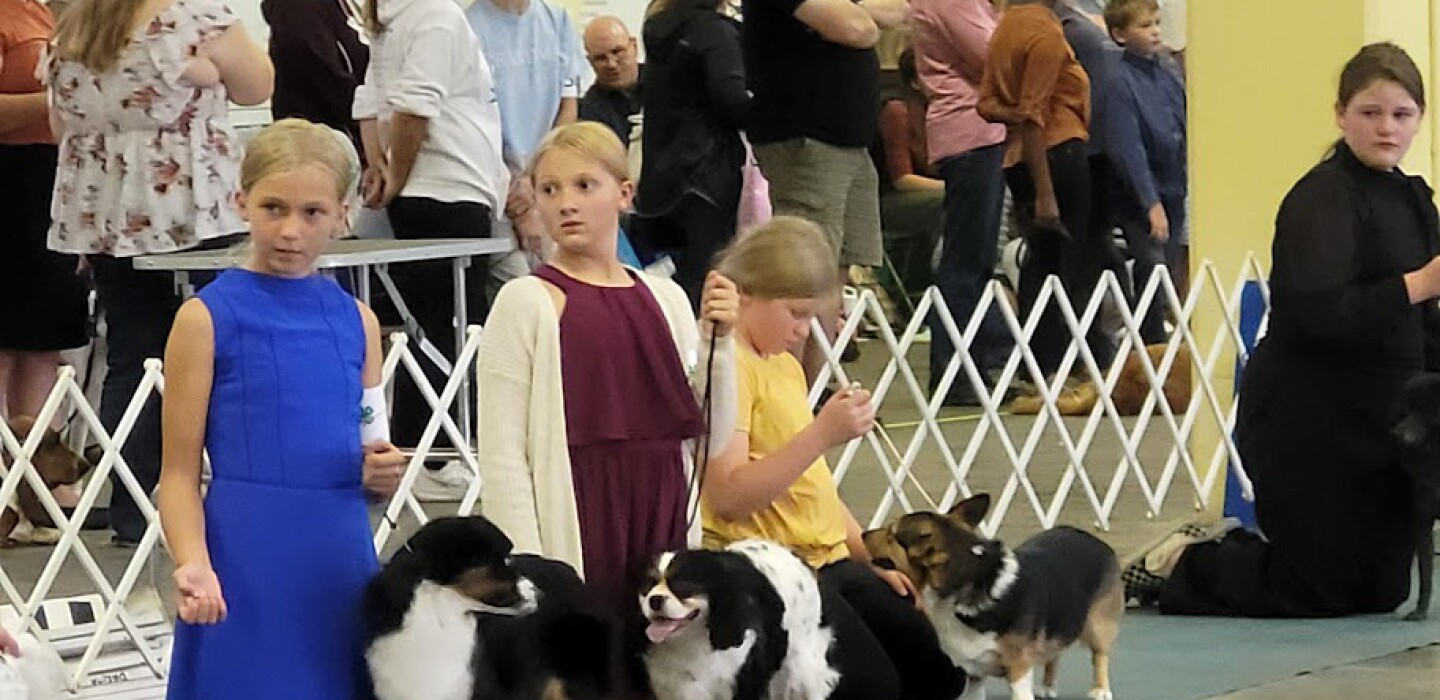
[0,632,67,700]
[640,539,839,700]
[362,516,611,700]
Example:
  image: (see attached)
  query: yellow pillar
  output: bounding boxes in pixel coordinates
[1188,0,1434,513]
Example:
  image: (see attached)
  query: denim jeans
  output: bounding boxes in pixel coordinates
[1117,195,1186,344]
[930,144,1011,391]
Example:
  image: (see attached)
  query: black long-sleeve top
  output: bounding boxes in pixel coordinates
[636,3,749,217]
[261,0,369,155]
[1266,141,1440,373]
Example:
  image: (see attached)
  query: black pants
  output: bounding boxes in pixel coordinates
[1115,193,1185,344]
[90,257,182,542]
[92,236,237,542]
[1160,346,1415,618]
[385,197,492,449]
[636,195,736,311]
[1006,139,1121,376]
[820,559,965,700]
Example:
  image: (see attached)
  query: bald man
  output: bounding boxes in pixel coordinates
[579,15,643,147]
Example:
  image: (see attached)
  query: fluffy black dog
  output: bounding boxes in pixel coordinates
[475,554,615,700]
[362,516,613,700]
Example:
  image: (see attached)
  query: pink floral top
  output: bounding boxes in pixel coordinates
[44,0,244,257]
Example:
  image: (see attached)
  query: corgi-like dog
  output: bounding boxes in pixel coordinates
[875,495,1122,700]
[0,416,93,546]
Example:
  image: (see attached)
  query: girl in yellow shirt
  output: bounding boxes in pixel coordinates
[701,216,966,700]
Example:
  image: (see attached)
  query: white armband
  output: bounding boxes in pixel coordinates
[360,385,391,445]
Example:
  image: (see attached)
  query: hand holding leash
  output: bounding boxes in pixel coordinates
[701,272,739,337]
[815,382,875,447]
[362,441,406,499]
[174,563,228,625]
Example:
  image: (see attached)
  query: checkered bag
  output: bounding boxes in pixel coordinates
[1123,519,1242,607]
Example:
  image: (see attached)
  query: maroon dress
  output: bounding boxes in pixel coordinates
[533,265,705,611]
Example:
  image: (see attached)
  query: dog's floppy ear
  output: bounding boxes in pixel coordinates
[705,553,783,652]
[947,494,991,528]
[862,527,897,567]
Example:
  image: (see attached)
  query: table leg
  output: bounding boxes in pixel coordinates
[358,263,371,305]
[453,256,473,446]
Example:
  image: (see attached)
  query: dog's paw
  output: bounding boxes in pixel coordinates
[1088,688,1114,700]
[1037,685,1059,699]
[1404,608,1429,622]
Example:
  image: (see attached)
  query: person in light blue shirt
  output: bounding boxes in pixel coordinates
[465,0,585,167]
[466,0,586,282]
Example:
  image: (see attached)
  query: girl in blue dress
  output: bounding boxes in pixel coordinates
[157,118,407,699]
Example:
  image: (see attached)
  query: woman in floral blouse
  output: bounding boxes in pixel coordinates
[45,0,271,546]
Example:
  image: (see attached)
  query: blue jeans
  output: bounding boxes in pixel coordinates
[930,144,1011,390]
[1118,195,1186,344]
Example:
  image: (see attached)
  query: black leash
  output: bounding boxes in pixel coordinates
[686,326,719,529]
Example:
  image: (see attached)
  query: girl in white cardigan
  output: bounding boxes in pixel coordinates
[477,122,738,612]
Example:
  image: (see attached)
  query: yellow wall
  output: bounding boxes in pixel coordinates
[1367,0,1435,180]
[1189,0,1435,512]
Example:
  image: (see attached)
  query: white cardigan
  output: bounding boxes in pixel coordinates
[476,270,737,576]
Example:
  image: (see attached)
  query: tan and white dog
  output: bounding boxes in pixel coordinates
[0,416,94,546]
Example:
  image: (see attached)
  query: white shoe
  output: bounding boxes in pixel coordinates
[410,460,473,502]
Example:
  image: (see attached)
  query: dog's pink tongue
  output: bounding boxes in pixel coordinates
[646,619,685,644]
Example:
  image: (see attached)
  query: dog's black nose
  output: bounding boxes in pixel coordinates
[647,594,666,612]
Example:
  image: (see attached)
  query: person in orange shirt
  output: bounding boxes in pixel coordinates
[979,0,1124,378]
[0,0,89,435]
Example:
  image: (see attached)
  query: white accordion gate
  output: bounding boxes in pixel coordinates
[0,256,1270,694]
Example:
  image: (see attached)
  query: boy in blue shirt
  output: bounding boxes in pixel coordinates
[1102,0,1186,344]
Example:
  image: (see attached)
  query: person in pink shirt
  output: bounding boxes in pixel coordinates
[910,0,1013,406]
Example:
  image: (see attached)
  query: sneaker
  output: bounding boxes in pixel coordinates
[1122,517,1241,606]
[110,534,141,549]
[411,460,474,502]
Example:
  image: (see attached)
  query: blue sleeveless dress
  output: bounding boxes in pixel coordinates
[167,269,379,699]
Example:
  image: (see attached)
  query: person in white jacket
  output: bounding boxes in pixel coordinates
[477,122,738,615]
[354,0,509,484]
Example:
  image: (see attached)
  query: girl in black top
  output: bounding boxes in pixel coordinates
[1151,43,1440,617]
[262,0,369,157]
[634,0,749,309]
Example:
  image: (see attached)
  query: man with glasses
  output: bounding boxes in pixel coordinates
[579,15,643,148]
